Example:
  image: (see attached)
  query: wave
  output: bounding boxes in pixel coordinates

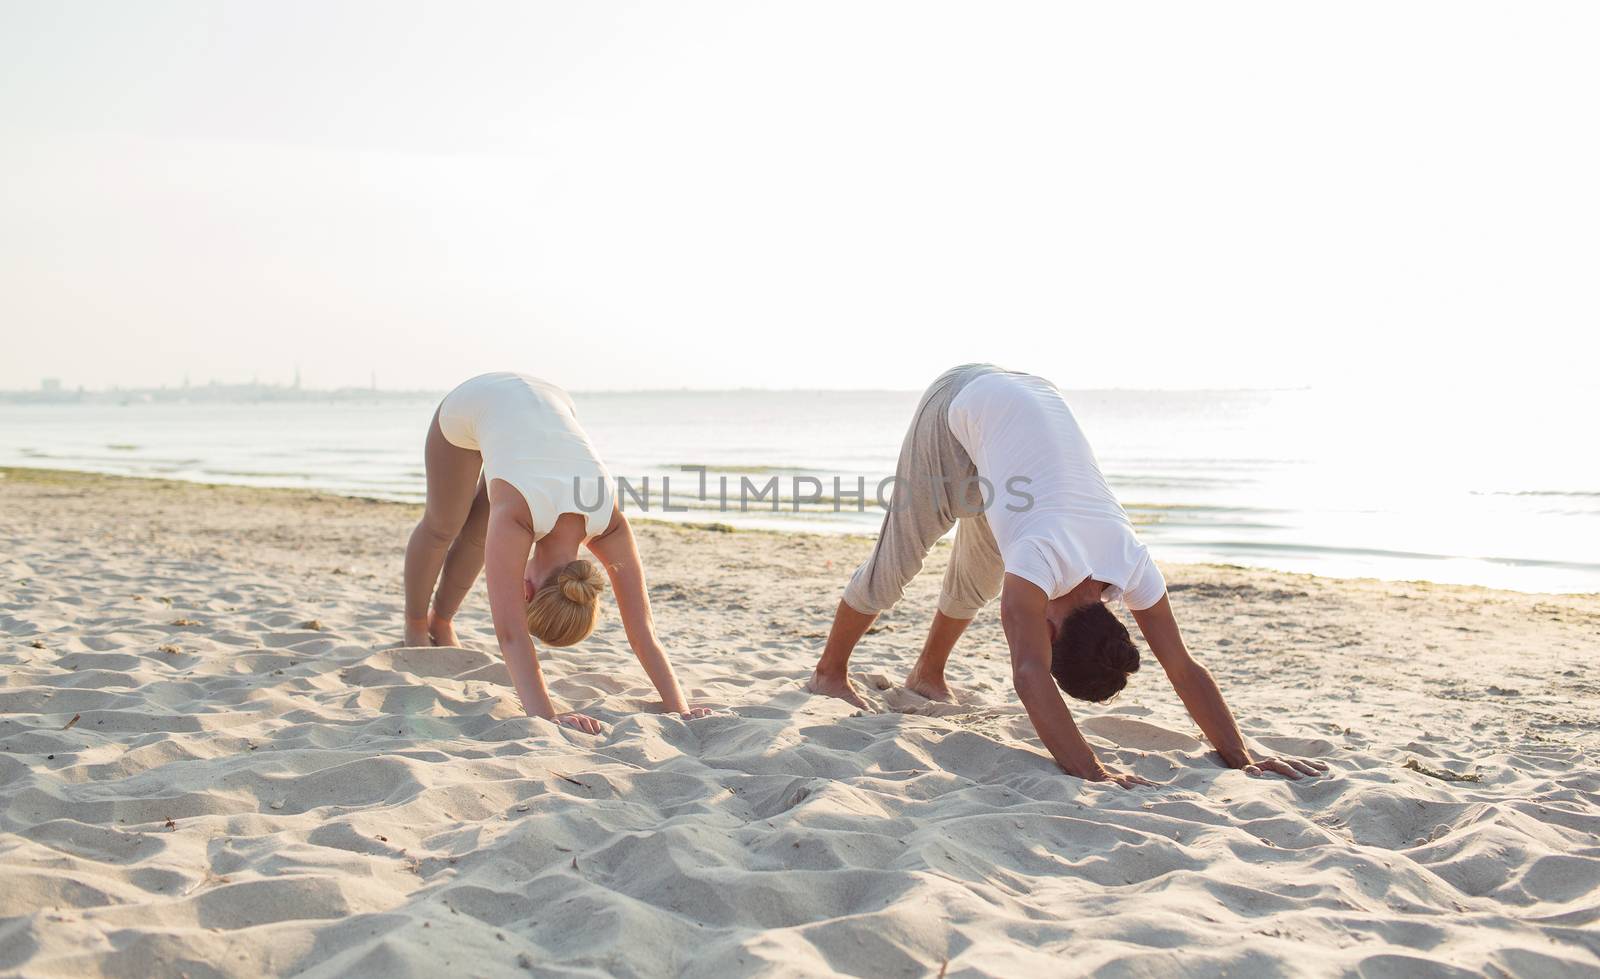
[664,462,826,475]
[1473,489,1600,498]
[20,449,206,467]
[1198,539,1600,573]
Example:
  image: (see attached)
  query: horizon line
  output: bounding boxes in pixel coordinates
[0,381,1319,397]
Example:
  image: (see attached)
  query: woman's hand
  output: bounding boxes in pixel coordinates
[554,712,604,735]
[1086,767,1159,789]
[1242,756,1328,780]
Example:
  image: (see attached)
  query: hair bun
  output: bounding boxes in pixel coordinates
[557,559,604,604]
[526,559,605,647]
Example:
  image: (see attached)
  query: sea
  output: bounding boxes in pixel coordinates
[2,387,1595,594]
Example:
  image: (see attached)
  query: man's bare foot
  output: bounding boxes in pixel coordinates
[904,668,957,703]
[428,614,461,647]
[805,669,870,710]
[403,619,431,647]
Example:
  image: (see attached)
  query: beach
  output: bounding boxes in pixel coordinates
[2,466,1597,976]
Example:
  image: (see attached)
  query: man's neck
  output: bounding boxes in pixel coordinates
[1046,578,1107,629]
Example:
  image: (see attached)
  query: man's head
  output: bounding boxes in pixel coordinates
[1049,601,1140,702]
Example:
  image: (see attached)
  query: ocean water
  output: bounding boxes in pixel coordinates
[1,388,1595,594]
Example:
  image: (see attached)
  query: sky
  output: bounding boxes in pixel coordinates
[1,1,1596,393]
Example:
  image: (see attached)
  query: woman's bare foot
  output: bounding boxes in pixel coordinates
[403,618,431,647]
[805,669,870,710]
[904,668,957,703]
[428,614,461,647]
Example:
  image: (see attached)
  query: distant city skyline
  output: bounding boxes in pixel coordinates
[1,373,420,404]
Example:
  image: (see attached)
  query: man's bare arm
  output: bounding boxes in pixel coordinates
[1131,595,1326,779]
[1001,574,1153,789]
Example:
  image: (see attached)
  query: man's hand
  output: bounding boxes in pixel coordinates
[1241,755,1328,780]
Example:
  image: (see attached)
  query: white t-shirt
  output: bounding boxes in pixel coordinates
[946,371,1166,610]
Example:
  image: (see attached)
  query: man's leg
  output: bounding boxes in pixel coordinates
[906,516,1005,701]
[808,370,979,707]
[904,610,974,702]
[808,601,880,708]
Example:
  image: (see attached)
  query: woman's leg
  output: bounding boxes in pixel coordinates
[403,413,482,645]
[427,476,491,645]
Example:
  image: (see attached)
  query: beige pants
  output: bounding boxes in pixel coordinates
[843,364,1009,620]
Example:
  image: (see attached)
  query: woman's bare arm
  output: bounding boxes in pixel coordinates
[587,512,704,717]
[483,507,600,732]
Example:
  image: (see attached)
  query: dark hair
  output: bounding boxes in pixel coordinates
[1051,602,1140,702]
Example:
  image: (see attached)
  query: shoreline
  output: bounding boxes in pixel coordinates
[6,465,1595,600]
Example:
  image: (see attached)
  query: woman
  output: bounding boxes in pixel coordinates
[403,372,709,733]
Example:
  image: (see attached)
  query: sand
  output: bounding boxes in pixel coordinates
[1,466,1597,977]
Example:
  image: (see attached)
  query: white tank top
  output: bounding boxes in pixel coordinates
[436,372,615,539]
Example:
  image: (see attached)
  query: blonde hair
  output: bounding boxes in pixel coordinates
[526,559,605,647]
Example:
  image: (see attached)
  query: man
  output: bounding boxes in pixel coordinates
[806,364,1326,787]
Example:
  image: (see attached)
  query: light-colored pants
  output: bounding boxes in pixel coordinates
[843,364,1009,620]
